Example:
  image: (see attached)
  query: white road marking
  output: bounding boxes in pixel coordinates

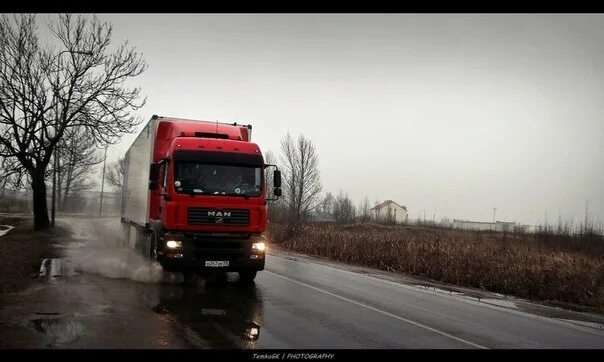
[265,270,488,349]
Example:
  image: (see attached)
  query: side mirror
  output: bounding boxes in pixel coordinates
[273,170,281,188]
[149,163,160,190]
[274,187,282,197]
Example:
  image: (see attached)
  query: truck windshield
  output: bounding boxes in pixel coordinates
[174,162,262,197]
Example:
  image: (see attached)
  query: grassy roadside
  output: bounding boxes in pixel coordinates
[0,216,63,301]
[268,222,604,312]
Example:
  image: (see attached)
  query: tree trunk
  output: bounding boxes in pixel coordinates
[32,169,50,230]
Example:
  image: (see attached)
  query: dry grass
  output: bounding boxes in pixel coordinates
[268,222,604,310]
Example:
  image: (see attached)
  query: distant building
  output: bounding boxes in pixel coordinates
[452,219,530,232]
[371,200,408,224]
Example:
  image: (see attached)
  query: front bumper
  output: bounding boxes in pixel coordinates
[157,232,266,272]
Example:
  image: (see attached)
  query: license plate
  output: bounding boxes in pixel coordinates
[205,261,229,267]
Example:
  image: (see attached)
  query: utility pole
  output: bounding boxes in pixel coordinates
[492,208,497,222]
[99,146,108,217]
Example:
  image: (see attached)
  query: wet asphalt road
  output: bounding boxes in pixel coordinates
[1,217,604,349]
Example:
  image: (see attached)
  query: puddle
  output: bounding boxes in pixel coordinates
[29,317,84,346]
[39,252,185,285]
[0,224,15,237]
[144,283,264,347]
[39,258,77,279]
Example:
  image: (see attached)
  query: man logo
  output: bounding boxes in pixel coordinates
[207,211,231,217]
[215,217,224,224]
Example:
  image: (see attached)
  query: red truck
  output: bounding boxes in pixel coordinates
[120,115,281,283]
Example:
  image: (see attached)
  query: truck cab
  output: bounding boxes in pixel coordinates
[121,115,281,283]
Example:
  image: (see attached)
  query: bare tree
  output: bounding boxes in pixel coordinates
[0,14,147,229]
[321,192,334,217]
[372,200,380,221]
[56,127,103,210]
[0,157,28,193]
[358,197,371,223]
[280,133,322,229]
[106,156,126,191]
[333,191,356,224]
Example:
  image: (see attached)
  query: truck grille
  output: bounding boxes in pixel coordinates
[187,208,250,226]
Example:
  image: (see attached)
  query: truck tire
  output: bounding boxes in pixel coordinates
[238,271,257,284]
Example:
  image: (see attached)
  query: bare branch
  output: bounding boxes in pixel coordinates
[105,157,126,191]
[279,133,322,226]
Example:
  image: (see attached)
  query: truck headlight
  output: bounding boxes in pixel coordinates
[252,242,266,252]
[166,240,182,249]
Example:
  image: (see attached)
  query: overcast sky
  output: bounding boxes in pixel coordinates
[41,14,604,226]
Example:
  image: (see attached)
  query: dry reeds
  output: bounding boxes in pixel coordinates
[268,222,604,309]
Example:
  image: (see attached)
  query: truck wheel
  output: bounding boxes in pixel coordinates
[238,271,257,284]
